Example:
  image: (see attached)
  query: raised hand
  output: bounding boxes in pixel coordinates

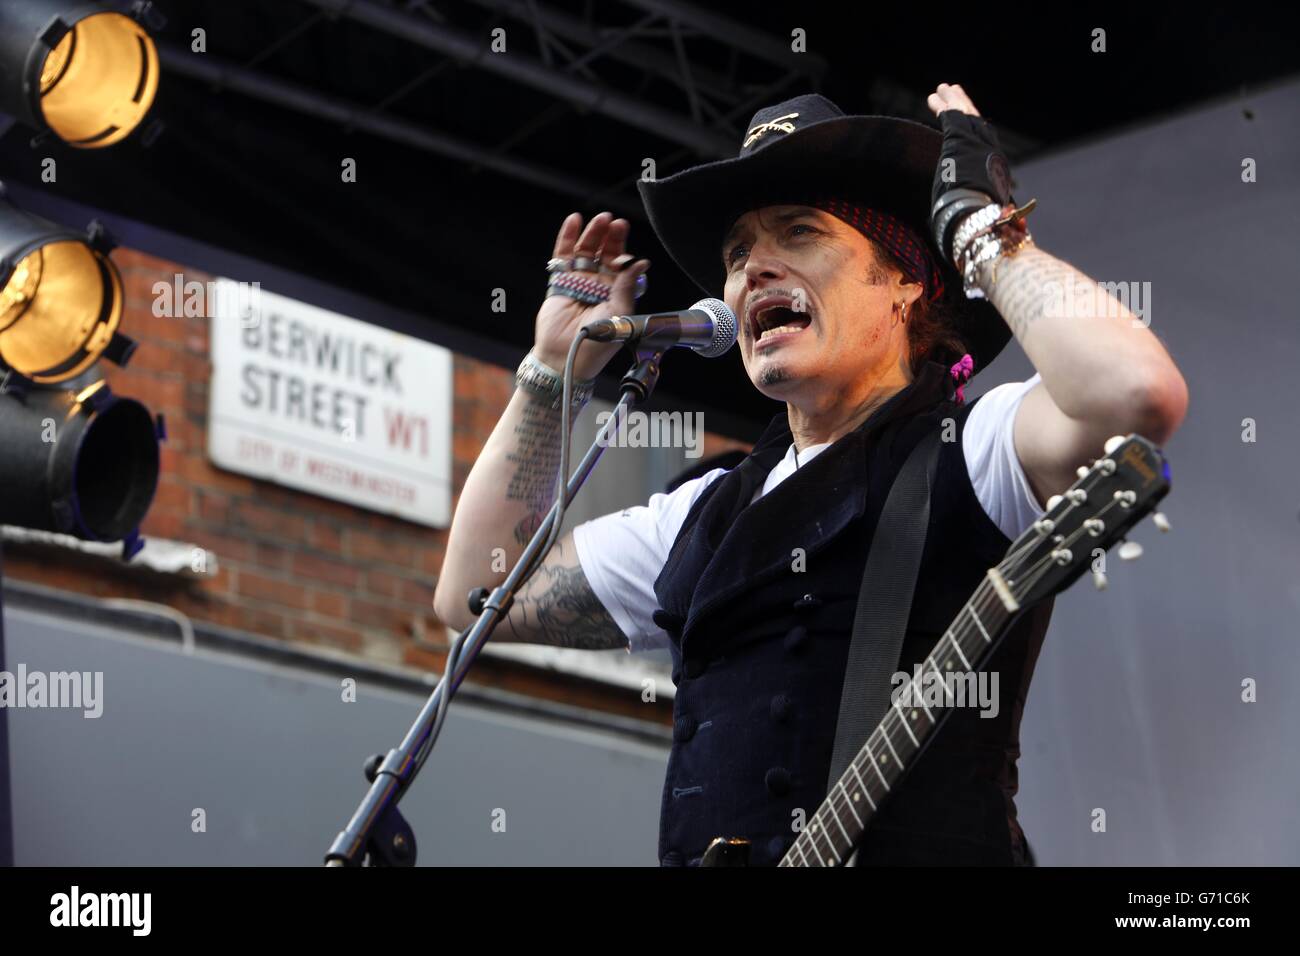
[926,82,982,118]
[535,211,652,380]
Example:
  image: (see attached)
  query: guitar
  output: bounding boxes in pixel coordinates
[700,433,1172,867]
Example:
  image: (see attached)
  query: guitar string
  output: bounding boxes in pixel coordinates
[785,574,1013,866]
[799,499,1118,865]
[786,578,1010,867]
[797,544,1039,859]
[784,563,1047,867]
[785,492,1129,866]
[792,495,1127,866]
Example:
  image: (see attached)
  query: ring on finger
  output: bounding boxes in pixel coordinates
[572,254,602,272]
[600,254,635,275]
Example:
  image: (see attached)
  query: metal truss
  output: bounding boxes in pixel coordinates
[163,0,1035,208]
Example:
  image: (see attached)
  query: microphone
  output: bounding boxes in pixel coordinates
[582,298,736,358]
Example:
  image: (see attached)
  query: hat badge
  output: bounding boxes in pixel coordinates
[743,111,799,149]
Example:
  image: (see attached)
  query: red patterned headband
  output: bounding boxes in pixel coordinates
[810,198,945,302]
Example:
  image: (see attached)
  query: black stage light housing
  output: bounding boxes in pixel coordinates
[0,378,161,550]
[0,2,159,149]
[0,190,128,384]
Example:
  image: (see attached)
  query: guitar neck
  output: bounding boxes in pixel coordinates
[780,573,1016,867]
[770,433,1170,867]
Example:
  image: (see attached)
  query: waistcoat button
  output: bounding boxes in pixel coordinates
[769,694,792,725]
[767,836,789,861]
[765,766,792,796]
[783,625,809,654]
[793,593,822,609]
[673,716,698,742]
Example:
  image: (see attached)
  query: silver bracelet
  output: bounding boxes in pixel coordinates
[958,232,1005,300]
[950,202,1003,266]
[515,350,596,411]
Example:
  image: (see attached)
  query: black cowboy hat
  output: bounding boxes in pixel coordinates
[636,93,1011,374]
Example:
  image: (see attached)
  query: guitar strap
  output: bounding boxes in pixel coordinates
[826,425,943,795]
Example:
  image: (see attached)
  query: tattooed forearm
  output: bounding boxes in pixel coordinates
[975,246,1075,340]
[503,394,581,545]
[504,540,627,649]
[968,240,1182,428]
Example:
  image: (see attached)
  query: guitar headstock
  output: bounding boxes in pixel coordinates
[1000,434,1171,608]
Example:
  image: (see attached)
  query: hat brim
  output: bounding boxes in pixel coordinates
[637,114,1011,373]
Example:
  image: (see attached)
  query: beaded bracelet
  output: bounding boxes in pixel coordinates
[546,271,612,305]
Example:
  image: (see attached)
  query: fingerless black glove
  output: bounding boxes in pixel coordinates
[930,110,1017,263]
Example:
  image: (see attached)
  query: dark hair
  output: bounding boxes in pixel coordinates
[868,240,970,378]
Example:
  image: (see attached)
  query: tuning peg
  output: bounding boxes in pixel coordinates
[1076,465,1090,479]
[1117,540,1144,561]
[1104,435,1126,455]
[1152,511,1171,532]
[1046,494,1063,511]
[1092,569,1108,590]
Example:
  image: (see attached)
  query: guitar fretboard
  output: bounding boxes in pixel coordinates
[780,577,1014,867]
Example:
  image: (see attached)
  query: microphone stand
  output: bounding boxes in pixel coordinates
[324,343,667,866]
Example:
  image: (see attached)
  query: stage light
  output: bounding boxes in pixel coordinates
[0,190,127,384]
[0,377,160,545]
[0,188,154,548]
[0,2,160,148]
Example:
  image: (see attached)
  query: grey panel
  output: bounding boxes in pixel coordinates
[5,603,668,866]
[967,77,1300,865]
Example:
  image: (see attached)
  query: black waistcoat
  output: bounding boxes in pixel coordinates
[651,361,1054,867]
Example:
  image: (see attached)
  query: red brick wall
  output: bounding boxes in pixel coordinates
[2,247,749,722]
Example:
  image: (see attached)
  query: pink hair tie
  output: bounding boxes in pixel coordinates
[949,353,975,404]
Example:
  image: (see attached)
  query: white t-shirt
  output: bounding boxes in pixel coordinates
[572,374,1045,653]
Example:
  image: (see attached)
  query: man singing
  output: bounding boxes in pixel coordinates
[433,84,1188,866]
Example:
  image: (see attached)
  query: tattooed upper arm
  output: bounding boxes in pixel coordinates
[498,534,629,650]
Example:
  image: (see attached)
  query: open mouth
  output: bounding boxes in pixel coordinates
[751,304,812,347]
